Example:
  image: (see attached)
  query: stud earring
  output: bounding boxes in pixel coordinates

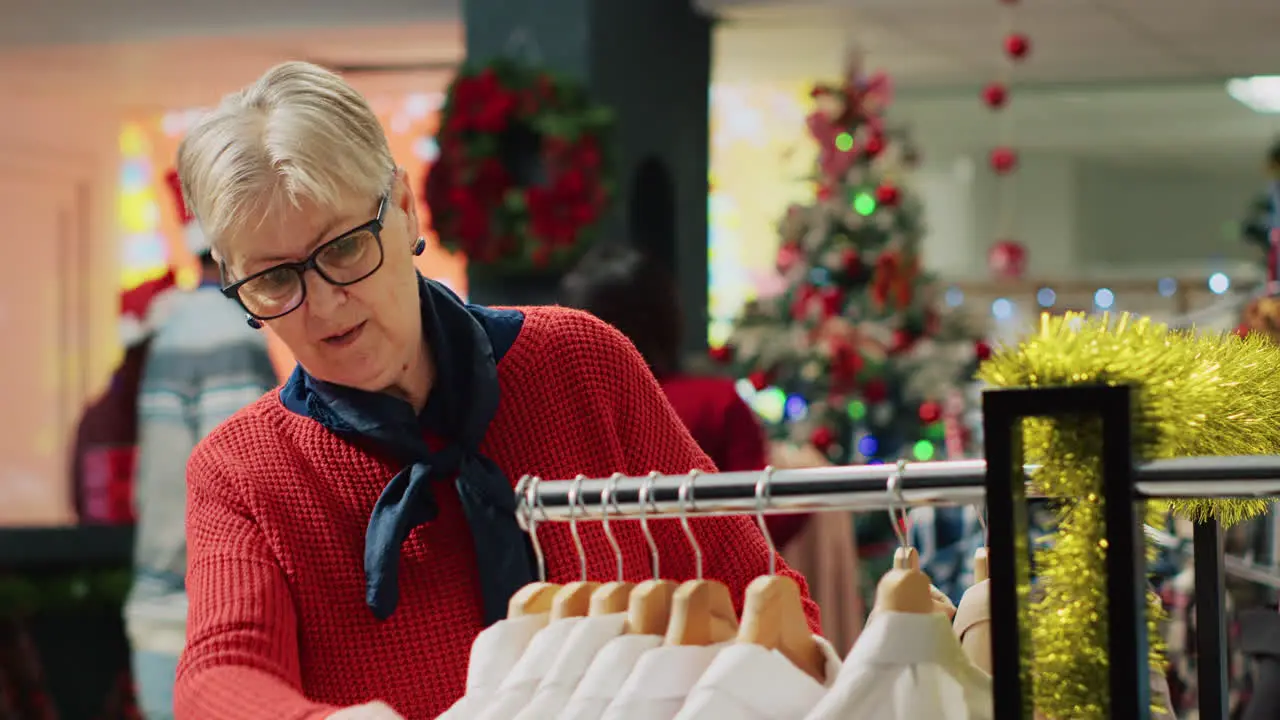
[411,236,426,256]
[246,315,263,330]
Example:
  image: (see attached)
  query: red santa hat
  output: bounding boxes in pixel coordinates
[119,269,180,347]
[165,169,212,257]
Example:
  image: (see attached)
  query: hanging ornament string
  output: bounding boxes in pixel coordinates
[985,0,1031,281]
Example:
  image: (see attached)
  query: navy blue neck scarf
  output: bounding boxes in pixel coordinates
[280,274,535,625]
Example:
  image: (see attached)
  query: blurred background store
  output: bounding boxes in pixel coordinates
[2,0,1279,716]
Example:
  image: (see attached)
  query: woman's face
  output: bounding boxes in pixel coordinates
[221,170,423,394]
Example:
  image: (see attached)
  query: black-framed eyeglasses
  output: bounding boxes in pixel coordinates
[222,195,388,321]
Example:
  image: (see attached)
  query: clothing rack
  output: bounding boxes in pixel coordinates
[514,385,1279,720]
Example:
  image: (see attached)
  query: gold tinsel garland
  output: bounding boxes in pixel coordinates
[978,313,1279,720]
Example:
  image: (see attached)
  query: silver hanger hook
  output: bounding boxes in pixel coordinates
[755,466,778,576]
[569,474,589,582]
[679,469,704,580]
[525,476,548,582]
[638,471,662,579]
[886,459,911,550]
[602,473,626,581]
[976,502,989,548]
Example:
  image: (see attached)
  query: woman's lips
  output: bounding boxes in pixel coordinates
[323,321,367,348]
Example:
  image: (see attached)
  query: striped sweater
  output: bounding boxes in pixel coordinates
[124,284,278,655]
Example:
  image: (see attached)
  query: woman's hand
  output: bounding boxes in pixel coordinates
[327,701,406,719]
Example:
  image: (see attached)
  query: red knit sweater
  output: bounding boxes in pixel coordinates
[176,307,821,720]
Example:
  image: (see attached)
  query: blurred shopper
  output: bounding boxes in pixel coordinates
[124,176,278,720]
[71,271,179,525]
[560,244,812,547]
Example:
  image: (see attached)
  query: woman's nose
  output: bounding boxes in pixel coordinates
[303,270,347,316]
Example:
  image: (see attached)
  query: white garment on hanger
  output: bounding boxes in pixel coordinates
[436,613,550,720]
[512,613,629,720]
[471,616,584,720]
[598,643,728,720]
[804,611,993,720]
[559,634,664,720]
[672,635,844,719]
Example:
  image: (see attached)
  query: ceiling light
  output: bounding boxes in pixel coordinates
[1226,76,1280,114]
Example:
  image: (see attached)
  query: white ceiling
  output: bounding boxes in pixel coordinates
[2,0,1278,167]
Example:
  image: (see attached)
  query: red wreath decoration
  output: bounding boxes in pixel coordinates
[424,59,614,276]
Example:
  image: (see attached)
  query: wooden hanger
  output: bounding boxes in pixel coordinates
[627,579,677,634]
[625,471,675,635]
[552,580,601,620]
[874,468,934,615]
[590,473,635,617]
[551,475,599,620]
[972,546,989,583]
[954,546,993,673]
[664,470,740,646]
[509,475,560,618]
[875,546,935,614]
[737,467,827,682]
[509,582,560,617]
[665,578,739,645]
[590,581,635,616]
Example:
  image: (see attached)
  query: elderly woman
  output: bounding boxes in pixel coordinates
[172,62,820,720]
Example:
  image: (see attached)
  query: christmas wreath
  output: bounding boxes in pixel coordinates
[425,58,614,276]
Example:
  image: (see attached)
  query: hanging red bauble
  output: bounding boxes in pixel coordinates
[811,426,835,452]
[918,401,943,424]
[709,345,733,364]
[748,370,771,391]
[874,184,901,207]
[990,147,1018,174]
[776,241,803,273]
[975,340,993,361]
[841,247,861,276]
[1004,33,1031,60]
[982,83,1008,109]
[863,378,889,404]
[891,328,915,354]
[864,134,885,158]
[988,240,1028,279]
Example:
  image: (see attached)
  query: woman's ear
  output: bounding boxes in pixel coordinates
[392,167,419,233]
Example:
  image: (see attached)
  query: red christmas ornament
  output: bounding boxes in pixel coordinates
[1235,323,1252,339]
[841,248,861,276]
[982,83,1008,109]
[863,134,885,158]
[874,184,901,207]
[989,147,1018,174]
[975,340,993,361]
[748,370,771,391]
[890,329,915,354]
[988,240,1028,280]
[811,426,835,452]
[918,401,943,424]
[709,345,733,364]
[863,378,889,404]
[777,241,803,273]
[1004,33,1031,61]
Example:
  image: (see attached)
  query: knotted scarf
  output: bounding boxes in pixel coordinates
[280,274,535,625]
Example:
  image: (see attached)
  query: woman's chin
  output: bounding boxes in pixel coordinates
[303,360,394,393]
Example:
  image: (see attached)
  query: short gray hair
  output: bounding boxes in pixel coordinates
[177,61,395,252]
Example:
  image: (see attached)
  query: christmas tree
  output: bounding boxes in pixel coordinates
[714,60,988,466]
